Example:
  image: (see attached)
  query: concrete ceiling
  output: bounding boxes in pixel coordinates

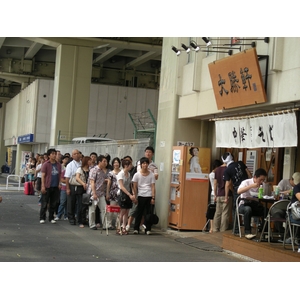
[0,37,163,100]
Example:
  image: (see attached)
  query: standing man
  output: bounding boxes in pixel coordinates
[65,149,82,225]
[222,152,252,233]
[213,158,232,232]
[87,155,111,230]
[39,148,61,224]
[132,157,156,235]
[126,146,158,231]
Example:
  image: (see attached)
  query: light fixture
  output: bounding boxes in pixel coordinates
[172,46,181,56]
[202,37,211,46]
[190,40,200,52]
[209,37,269,43]
[213,46,241,51]
[181,43,191,53]
[223,41,256,48]
[201,49,233,56]
[234,37,269,43]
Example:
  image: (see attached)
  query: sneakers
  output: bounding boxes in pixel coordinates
[245,234,256,240]
[298,248,300,253]
[40,220,45,224]
[125,225,130,232]
[146,231,151,235]
[54,217,60,221]
[284,237,292,244]
[50,220,56,224]
[140,225,145,233]
[133,230,139,234]
[64,217,68,221]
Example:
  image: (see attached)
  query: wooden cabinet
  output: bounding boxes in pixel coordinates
[168,146,211,230]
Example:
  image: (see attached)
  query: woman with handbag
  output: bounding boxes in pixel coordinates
[116,158,135,234]
[106,157,121,230]
[75,156,91,228]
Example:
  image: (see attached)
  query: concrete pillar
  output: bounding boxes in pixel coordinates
[154,38,208,230]
[50,44,93,145]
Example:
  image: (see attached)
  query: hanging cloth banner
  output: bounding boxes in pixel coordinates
[215,112,298,148]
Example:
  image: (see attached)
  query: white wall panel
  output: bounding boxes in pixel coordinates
[87,85,158,140]
[35,79,54,143]
[4,95,19,140]
[4,80,158,146]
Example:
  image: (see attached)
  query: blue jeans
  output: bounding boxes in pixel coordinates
[57,190,67,219]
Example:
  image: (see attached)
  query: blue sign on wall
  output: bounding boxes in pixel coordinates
[18,134,34,144]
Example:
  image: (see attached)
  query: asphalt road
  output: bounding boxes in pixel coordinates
[0,178,246,263]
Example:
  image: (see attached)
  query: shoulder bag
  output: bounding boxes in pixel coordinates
[290,201,300,220]
[145,205,159,226]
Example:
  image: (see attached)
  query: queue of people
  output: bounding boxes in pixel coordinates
[34,146,158,235]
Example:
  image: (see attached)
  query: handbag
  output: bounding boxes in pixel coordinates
[69,174,81,186]
[290,201,300,220]
[145,205,159,226]
[82,193,92,206]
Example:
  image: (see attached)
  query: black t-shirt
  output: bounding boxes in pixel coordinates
[291,183,300,203]
[223,161,248,191]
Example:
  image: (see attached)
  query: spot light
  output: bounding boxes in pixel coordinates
[190,40,200,52]
[181,43,190,53]
[202,37,211,46]
[172,46,181,56]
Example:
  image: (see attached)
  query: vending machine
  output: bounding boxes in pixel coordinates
[168,146,211,230]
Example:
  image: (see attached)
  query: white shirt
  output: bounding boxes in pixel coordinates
[209,171,215,196]
[132,171,155,197]
[36,163,42,178]
[238,178,265,206]
[65,160,82,178]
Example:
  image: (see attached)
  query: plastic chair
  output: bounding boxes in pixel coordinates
[101,204,121,236]
[233,196,260,238]
[258,199,290,243]
[284,202,300,252]
[202,203,216,232]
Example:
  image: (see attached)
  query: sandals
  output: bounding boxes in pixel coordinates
[116,227,129,235]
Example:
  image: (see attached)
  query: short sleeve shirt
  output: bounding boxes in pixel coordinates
[223,161,248,191]
[278,179,293,192]
[87,166,110,197]
[132,171,155,197]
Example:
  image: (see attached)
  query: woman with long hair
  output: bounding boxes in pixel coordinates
[189,147,202,173]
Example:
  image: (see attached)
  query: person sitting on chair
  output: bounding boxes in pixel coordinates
[237,168,267,240]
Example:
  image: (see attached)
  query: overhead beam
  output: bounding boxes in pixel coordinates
[93,47,123,64]
[22,37,162,53]
[24,42,43,59]
[125,51,159,68]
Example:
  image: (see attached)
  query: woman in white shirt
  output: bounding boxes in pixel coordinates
[117,159,135,234]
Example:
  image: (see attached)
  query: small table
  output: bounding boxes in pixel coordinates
[245,197,276,218]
